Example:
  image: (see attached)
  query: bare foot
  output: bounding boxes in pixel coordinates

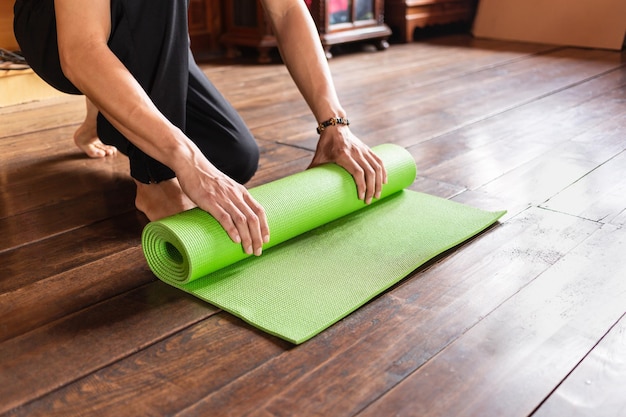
[73,122,117,158]
[134,178,196,221]
[74,96,117,158]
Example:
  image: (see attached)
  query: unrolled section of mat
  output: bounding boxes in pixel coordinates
[142,144,505,343]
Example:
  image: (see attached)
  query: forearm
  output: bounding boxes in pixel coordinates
[263,0,346,122]
[54,0,198,176]
[61,44,197,174]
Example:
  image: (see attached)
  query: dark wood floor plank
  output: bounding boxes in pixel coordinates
[0,95,84,139]
[0,246,151,343]
[354,49,623,147]
[0,282,220,415]
[253,49,624,151]
[0,186,137,252]
[4,312,289,417]
[247,141,312,187]
[415,69,626,190]
[206,36,554,106]
[0,139,308,331]
[0,125,133,222]
[449,67,626,155]
[171,209,599,417]
[0,130,127,171]
[532,313,626,417]
[357,224,626,417]
[466,152,598,212]
[1,35,624,417]
[408,175,466,200]
[196,39,543,149]
[0,211,145,293]
[205,37,558,144]
[0,139,306,251]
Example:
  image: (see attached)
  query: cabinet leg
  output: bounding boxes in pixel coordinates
[323,45,333,59]
[226,45,241,59]
[375,38,390,51]
[257,47,272,64]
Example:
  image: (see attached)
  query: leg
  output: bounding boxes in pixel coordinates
[15,0,116,158]
[16,0,255,221]
[98,0,195,220]
[185,52,259,185]
[136,50,260,221]
[96,0,190,184]
[73,97,118,158]
[13,0,82,94]
[134,177,195,221]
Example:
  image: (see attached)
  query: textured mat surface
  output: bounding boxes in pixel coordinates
[142,144,505,343]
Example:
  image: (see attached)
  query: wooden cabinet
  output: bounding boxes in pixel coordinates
[188,0,223,56]
[384,0,477,43]
[220,0,391,62]
[220,0,278,63]
[308,0,392,58]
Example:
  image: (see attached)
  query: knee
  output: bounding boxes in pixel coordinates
[228,138,260,184]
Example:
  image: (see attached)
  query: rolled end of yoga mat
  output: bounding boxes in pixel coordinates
[142,143,417,284]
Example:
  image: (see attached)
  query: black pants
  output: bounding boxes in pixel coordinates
[13,0,259,184]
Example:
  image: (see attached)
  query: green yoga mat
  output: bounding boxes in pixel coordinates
[142,144,505,344]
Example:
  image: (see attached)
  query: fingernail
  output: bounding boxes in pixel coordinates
[246,245,253,254]
[255,247,262,256]
[375,191,381,199]
[263,234,270,243]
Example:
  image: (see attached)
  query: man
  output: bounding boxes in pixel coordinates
[14,0,386,257]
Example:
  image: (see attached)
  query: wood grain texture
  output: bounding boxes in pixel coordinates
[532,313,626,417]
[173,210,600,417]
[0,34,624,417]
[357,224,626,417]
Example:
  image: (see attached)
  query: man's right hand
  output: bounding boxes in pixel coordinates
[175,155,270,257]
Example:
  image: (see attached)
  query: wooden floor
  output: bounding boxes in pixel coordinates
[1,34,625,417]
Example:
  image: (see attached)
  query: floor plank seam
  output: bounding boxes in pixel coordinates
[271,140,316,154]
[3,287,224,415]
[0,246,148,342]
[353,210,606,417]
[536,148,626,225]
[0,121,82,140]
[231,48,569,133]
[411,63,626,148]
[0,207,139,256]
[527,310,626,417]
[2,35,624,416]
[535,206,609,226]
[418,45,566,85]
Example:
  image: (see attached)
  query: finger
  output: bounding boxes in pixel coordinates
[211,205,242,246]
[207,194,262,256]
[361,158,376,205]
[231,209,258,255]
[344,157,366,201]
[349,147,377,204]
[364,151,386,200]
[209,191,254,256]
[241,193,269,256]
[244,192,270,245]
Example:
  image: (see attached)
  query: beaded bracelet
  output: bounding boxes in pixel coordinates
[316,116,350,134]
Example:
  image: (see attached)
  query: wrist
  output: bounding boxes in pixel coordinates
[165,132,202,173]
[316,116,350,134]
